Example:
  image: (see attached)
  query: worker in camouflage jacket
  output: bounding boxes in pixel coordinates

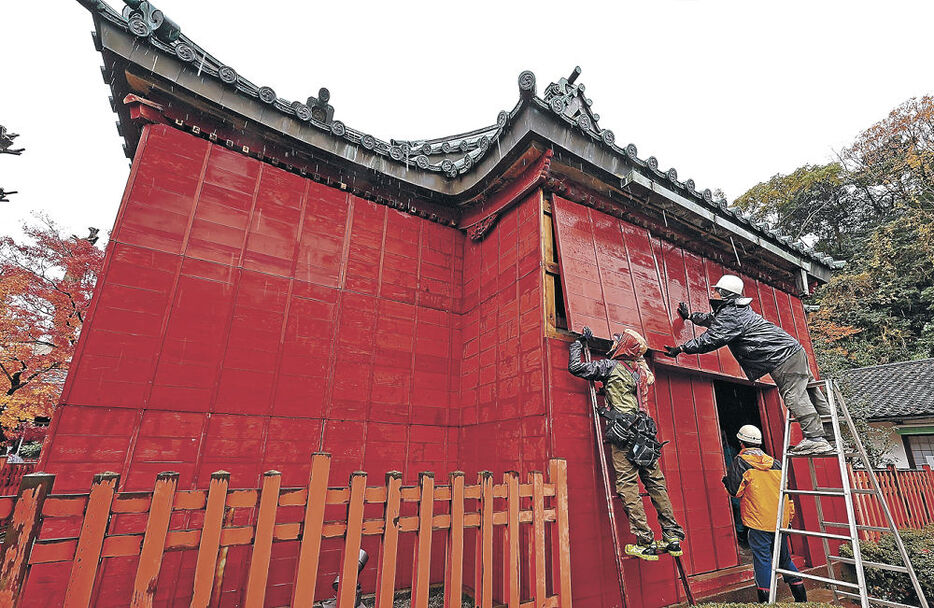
[723,425,806,603]
[569,327,685,561]
[665,274,833,456]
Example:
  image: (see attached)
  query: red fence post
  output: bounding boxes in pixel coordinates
[63,472,119,608]
[444,472,465,608]
[293,453,331,608]
[549,459,572,608]
[190,471,229,608]
[131,471,179,608]
[376,471,403,608]
[0,472,54,608]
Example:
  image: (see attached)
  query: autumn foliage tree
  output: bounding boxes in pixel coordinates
[0,217,103,439]
[735,95,934,373]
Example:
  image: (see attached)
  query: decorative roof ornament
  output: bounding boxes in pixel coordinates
[543,67,608,140]
[73,0,842,272]
[121,0,180,43]
[0,125,24,156]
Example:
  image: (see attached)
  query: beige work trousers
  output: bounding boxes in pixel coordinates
[610,443,684,545]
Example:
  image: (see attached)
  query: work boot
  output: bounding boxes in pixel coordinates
[624,541,660,561]
[788,437,834,456]
[789,581,807,602]
[658,536,683,557]
[756,588,769,603]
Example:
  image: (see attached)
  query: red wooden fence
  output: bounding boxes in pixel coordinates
[849,464,934,540]
[0,454,572,608]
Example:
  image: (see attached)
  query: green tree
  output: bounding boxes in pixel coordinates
[736,96,934,373]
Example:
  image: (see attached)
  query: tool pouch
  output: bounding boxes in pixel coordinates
[599,409,667,467]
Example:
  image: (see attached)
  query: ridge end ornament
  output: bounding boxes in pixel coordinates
[543,66,601,134]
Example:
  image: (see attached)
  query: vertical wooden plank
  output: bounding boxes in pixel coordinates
[244,470,282,608]
[210,507,236,606]
[336,472,367,608]
[0,473,54,608]
[476,471,494,608]
[548,459,572,608]
[412,473,435,608]
[190,471,229,608]
[63,472,119,608]
[375,471,403,608]
[530,472,546,608]
[444,472,465,608]
[131,471,179,608]
[292,453,331,608]
[505,472,520,608]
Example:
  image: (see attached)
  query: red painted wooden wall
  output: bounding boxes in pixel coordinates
[35,125,833,608]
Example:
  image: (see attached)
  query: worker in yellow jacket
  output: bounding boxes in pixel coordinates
[723,425,807,603]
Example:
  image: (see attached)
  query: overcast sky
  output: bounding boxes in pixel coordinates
[2,1,933,241]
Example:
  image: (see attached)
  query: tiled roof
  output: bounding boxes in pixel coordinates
[76,0,842,273]
[839,358,934,420]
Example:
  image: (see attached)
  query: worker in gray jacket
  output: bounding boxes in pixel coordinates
[664,274,833,456]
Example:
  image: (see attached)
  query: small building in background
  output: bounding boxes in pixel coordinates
[841,358,934,469]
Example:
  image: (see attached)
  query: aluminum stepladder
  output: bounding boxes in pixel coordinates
[769,378,929,608]
[582,344,695,607]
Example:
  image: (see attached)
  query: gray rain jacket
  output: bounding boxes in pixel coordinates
[681,299,802,381]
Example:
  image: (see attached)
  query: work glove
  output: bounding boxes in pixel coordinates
[677,302,690,320]
[580,326,593,343]
[663,345,683,358]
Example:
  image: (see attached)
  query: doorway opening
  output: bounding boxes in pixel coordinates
[714,380,764,566]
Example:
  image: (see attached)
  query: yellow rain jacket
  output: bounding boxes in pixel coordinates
[723,448,794,531]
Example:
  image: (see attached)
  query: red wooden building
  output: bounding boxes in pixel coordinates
[35,1,841,606]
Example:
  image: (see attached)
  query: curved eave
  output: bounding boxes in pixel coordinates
[90,10,836,283]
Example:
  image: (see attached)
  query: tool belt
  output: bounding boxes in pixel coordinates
[599,409,667,467]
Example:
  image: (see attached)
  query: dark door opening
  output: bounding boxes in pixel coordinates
[714,381,764,566]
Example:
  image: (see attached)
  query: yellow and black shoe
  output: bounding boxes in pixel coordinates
[659,537,683,557]
[624,541,660,561]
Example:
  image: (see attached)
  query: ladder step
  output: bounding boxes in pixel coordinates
[828,555,910,573]
[779,527,852,541]
[774,568,860,589]
[822,521,896,533]
[852,488,877,494]
[836,590,921,608]
[783,488,846,497]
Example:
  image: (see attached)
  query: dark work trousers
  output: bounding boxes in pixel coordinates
[769,349,831,440]
[747,528,803,591]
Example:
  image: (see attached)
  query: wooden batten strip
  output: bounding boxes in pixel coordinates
[477,471,494,608]
[0,473,55,608]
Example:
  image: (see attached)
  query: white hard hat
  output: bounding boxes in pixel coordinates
[736,425,762,445]
[714,274,745,296]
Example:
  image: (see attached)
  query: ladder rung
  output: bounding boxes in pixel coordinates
[852,488,877,494]
[779,527,852,541]
[788,452,861,460]
[822,521,895,533]
[784,488,845,497]
[828,555,909,573]
[774,568,859,589]
[806,380,827,389]
[836,590,921,608]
